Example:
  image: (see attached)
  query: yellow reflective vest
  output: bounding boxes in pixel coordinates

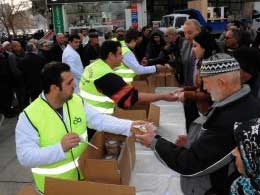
[79,59,115,115]
[112,38,136,83]
[24,94,87,193]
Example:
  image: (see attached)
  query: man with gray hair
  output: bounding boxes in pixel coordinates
[180,19,202,132]
[137,53,260,194]
[147,27,183,72]
[49,33,66,62]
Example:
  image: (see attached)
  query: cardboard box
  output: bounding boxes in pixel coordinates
[145,71,179,88]
[165,72,180,87]
[133,74,150,82]
[146,72,166,89]
[18,178,135,195]
[131,80,152,93]
[18,133,137,195]
[44,178,135,195]
[17,185,38,195]
[114,104,160,127]
[79,132,135,185]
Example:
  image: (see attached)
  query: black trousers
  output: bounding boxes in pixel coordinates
[0,85,13,115]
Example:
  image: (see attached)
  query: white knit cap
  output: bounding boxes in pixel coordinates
[200,53,240,77]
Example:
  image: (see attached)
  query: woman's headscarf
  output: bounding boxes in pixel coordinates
[231,118,260,195]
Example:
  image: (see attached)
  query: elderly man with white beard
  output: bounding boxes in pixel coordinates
[136,53,260,195]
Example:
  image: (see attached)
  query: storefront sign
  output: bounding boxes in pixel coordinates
[131,3,138,29]
[47,0,130,5]
[52,5,64,33]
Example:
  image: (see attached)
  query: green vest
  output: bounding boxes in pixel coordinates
[79,59,115,115]
[111,38,135,83]
[111,38,126,47]
[114,45,136,83]
[24,94,87,193]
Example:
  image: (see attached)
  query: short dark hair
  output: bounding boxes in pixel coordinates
[125,29,140,43]
[89,32,99,38]
[104,31,113,40]
[100,40,121,60]
[89,28,97,34]
[41,62,70,93]
[68,34,80,42]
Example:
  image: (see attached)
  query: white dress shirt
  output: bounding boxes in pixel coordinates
[122,51,156,75]
[62,44,84,93]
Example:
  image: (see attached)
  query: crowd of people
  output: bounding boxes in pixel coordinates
[0,18,259,194]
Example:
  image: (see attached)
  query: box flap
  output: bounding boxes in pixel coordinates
[148,104,160,127]
[17,185,38,195]
[128,137,136,169]
[45,178,136,195]
[113,109,147,121]
[117,140,131,185]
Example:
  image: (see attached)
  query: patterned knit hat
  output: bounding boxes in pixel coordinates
[200,53,240,77]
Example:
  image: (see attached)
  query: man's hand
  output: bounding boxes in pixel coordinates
[172,88,185,102]
[175,135,188,147]
[135,130,156,147]
[161,92,179,101]
[61,133,81,152]
[156,64,168,72]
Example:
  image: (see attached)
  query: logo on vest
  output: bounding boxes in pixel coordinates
[73,117,82,125]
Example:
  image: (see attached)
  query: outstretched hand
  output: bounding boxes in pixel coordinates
[162,92,179,101]
[135,130,156,147]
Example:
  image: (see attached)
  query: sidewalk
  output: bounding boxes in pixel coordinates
[0,117,33,195]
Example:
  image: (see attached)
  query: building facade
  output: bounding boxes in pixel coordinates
[46,0,147,33]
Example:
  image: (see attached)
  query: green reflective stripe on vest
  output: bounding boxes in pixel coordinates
[79,59,116,115]
[114,45,136,83]
[24,94,87,193]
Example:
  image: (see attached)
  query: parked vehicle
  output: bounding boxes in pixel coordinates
[159,8,228,35]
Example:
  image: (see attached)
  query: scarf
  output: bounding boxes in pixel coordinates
[231,118,260,195]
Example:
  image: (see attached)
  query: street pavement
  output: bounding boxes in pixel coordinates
[0,116,33,195]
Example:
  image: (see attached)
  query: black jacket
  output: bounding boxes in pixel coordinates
[49,43,64,62]
[154,86,260,194]
[19,53,45,98]
[81,43,100,67]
